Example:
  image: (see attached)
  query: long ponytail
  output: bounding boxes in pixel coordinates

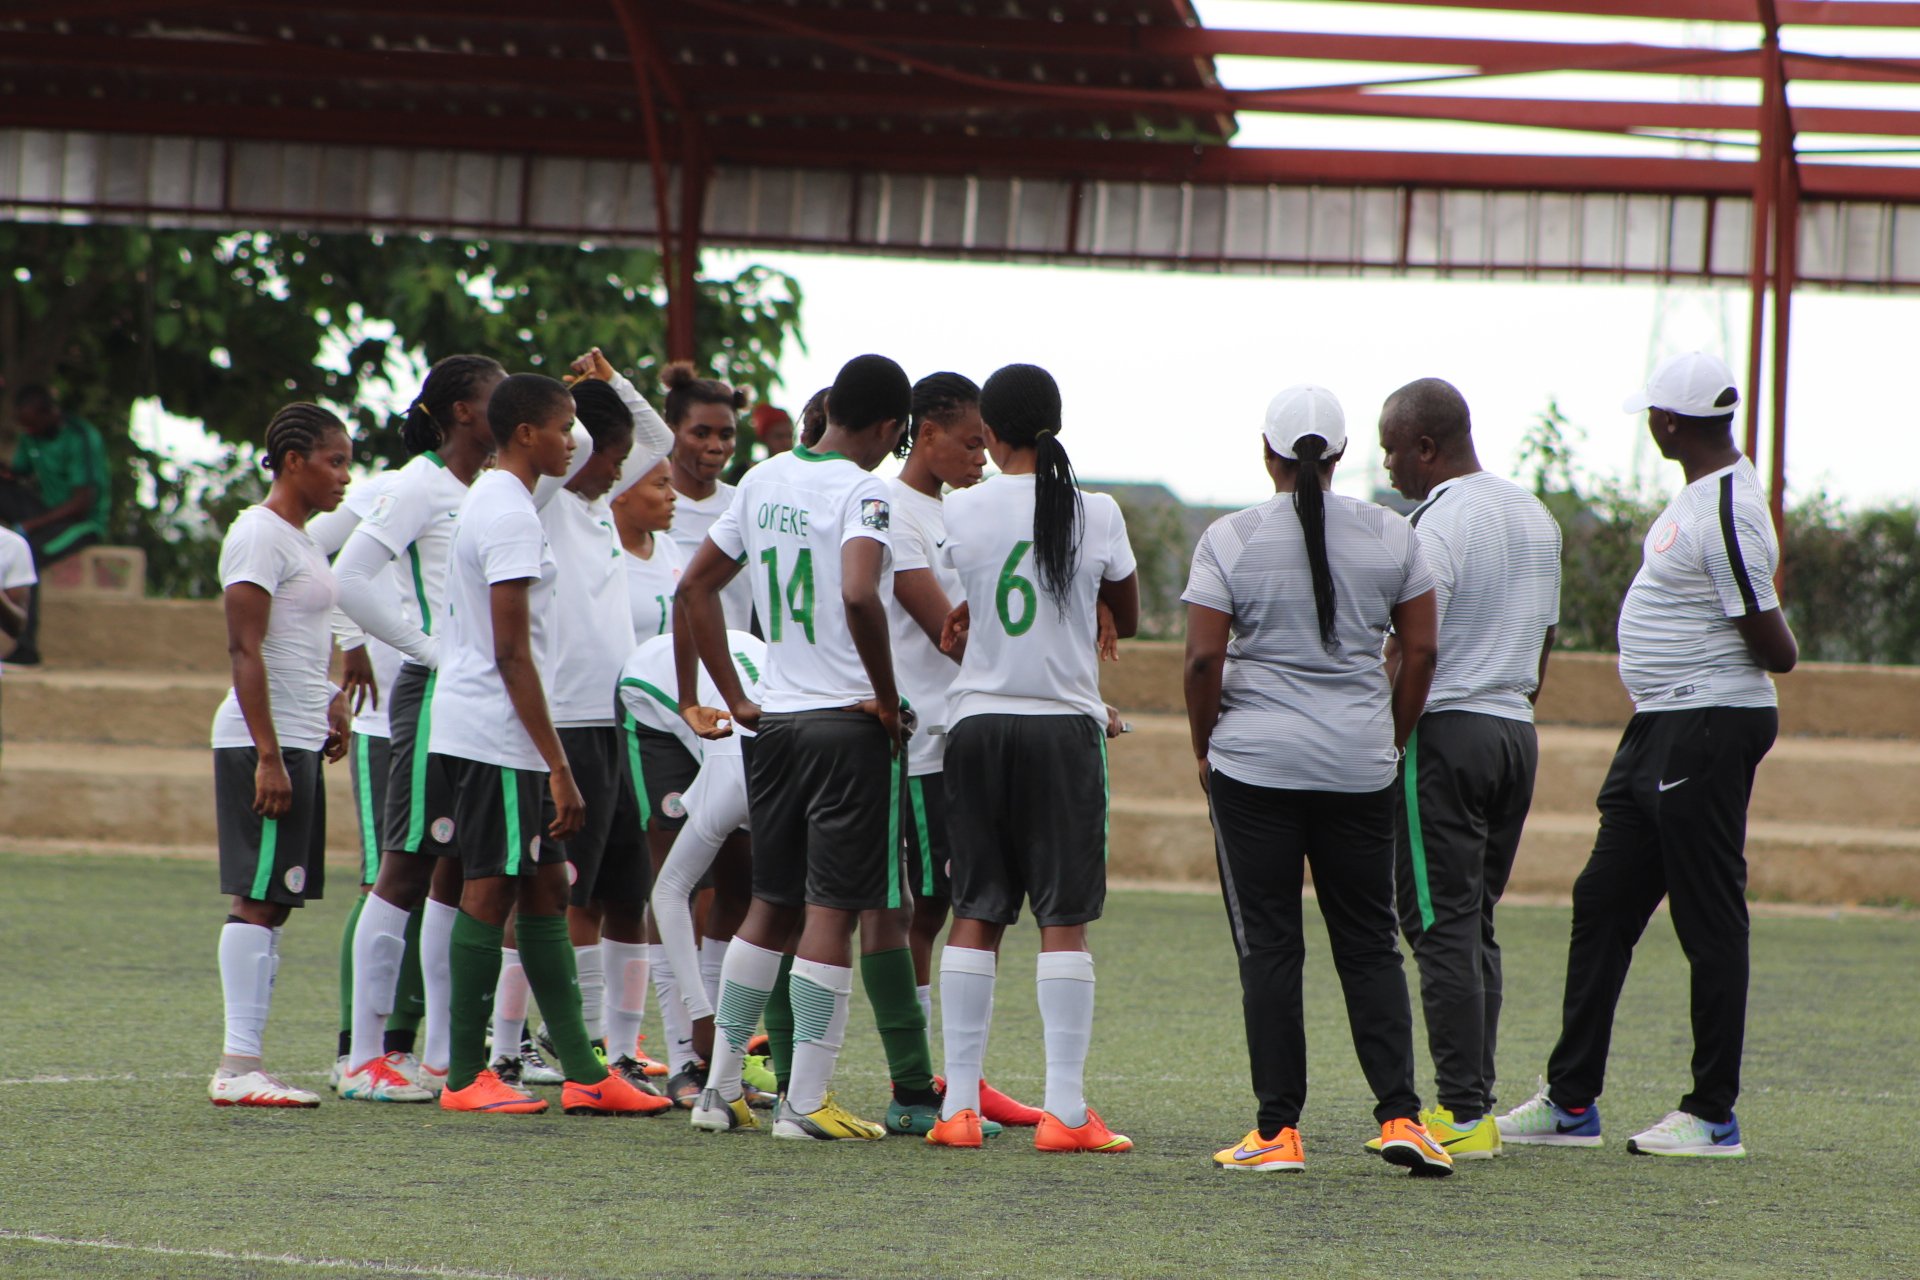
[399,354,504,456]
[979,363,1082,618]
[1292,434,1338,648]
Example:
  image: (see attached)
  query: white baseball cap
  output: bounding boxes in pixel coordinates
[1623,351,1740,417]
[1263,385,1347,460]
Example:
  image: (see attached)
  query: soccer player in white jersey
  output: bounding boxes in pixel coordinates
[334,355,503,1102]
[1185,386,1452,1176]
[1370,378,1563,1161]
[925,363,1140,1153]
[1498,353,1796,1159]
[680,353,910,1140]
[888,371,1045,1131]
[427,373,660,1117]
[207,405,354,1107]
[661,363,754,631]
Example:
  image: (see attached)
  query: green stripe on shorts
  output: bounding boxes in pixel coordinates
[502,768,524,877]
[1403,728,1436,931]
[251,817,279,900]
[886,752,903,910]
[622,712,652,830]
[354,735,379,881]
[909,775,934,898]
[405,670,438,851]
[1098,732,1111,862]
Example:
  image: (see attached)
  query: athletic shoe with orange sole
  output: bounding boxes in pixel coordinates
[1035,1107,1133,1153]
[746,1032,770,1056]
[563,1071,675,1116]
[1377,1117,1455,1177]
[927,1108,985,1149]
[1213,1126,1305,1172]
[439,1069,548,1114]
[630,1034,670,1078]
[933,1075,1046,1128]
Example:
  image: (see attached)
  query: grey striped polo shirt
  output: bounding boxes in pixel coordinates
[1409,471,1562,723]
[1184,491,1433,794]
[1616,457,1779,712]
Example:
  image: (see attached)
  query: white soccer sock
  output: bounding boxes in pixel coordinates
[349,893,410,1068]
[574,944,605,1044]
[420,898,457,1073]
[709,938,784,1103]
[1036,950,1096,1128]
[218,921,275,1062]
[649,944,696,1072]
[938,947,997,1120]
[491,948,530,1061]
[787,957,853,1116]
[698,935,729,1016]
[602,938,650,1058]
[917,983,935,1031]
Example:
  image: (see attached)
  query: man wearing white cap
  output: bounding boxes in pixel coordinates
[1185,386,1454,1176]
[1497,351,1797,1160]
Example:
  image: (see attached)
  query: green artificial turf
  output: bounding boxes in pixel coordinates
[0,850,1915,1279]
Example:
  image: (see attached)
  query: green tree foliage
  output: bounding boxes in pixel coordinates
[0,224,801,595]
[1107,492,1192,641]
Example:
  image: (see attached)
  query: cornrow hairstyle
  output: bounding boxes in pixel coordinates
[902,370,980,457]
[1290,434,1339,649]
[485,373,574,448]
[979,363,1082,619]
[400,354,505,456]
[799,387,830,448]
[827,354,911,438]
[569,378,635,451]
[661,361,747,426]
[263,403,348,475]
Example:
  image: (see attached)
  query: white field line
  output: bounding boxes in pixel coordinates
[0,1230,548,1279]
[0,1069,329,1086]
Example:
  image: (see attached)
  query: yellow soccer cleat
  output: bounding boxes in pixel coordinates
[1213,1127,1304,1172]
[771,1092,887,1141]
[1364,1106,1501,1160]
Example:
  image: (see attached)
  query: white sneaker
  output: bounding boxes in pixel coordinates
[519,1044,564,1086]
[1494,1077,1603,1147]
[414,1062,448,1096]
[1627,1110,1746,1158]
[391,1052,425,1086]
[328,1054,347,1092]
[209,1069,321,1108]
[339,1052,434,1103]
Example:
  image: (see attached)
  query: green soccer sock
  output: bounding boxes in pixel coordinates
[385,904,425,1049]
[336,895,366,1057]
[447,911,505,1092]
[763,952,796,1092]
[515,912,604,1084]
[861,946,935,1097]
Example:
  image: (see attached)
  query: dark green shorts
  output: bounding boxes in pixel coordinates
[215,746,327,906]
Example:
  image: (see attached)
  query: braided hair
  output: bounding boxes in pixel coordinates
[902,371,980,457]
[1290,433,1339,649]
[263,403,347,475]
[400,354,505,455]
[978,364,1082,618]
[569,379,635,451]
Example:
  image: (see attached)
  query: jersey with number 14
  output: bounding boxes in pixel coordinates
[941,473,1135,726]
[705,444,894,713]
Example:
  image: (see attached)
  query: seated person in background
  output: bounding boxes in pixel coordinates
[0,384,112,665]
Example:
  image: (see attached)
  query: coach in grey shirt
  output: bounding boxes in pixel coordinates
[1378,378,1562,1152]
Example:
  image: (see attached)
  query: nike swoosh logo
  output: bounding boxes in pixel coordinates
[576,1088,603,1101]
[1710,1127,1738,1143]
[1658,778,1689,792]
[1232,1142,1291,1160]
[1555,1120,1590,1133]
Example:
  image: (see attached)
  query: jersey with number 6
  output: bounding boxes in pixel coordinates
[941,473,1135,726]
[704,444,893,713]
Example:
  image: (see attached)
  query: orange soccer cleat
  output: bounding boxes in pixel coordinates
[1034,1107,1133,1154]
[439,1069,548,1115]
[926,1108,986,1149]
[563,1070,675,1116]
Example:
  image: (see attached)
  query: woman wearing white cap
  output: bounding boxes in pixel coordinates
[1496,351,1795,1160]
[1183,385,1451,1176]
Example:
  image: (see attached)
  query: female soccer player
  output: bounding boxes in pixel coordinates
[616,458,682,641]
[928,363,1140,1153]
[661,364,753,630]
[335,354,503,1102]
[428,372,663,1116]
[208,404,353,1107]
[1183,385,1448,1176]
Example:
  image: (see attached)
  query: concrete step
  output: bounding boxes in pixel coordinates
[0,742,358,850]
[3,668,231,748]
[1107,715,1920,832]
[1105,797,1920,905]
[34,596,230,674]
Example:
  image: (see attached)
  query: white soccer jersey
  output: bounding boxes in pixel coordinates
[1410,470,1563,722]
[0,524,35,680]
[706,446,894,714]
[888,479,963,775]
[428,470,558,771]
[941,473,1135,726]
[669,481,753,631]
[1616,457,1780,713]
[326,473,407,738]
[211,506,339,752]
[541,488,636,727]
[618,630,766,761]
[625,534,686,642]
[349,451,469,642]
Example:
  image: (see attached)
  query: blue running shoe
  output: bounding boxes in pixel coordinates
[1495,1077,1602,1147]
[1627,1110,1746,1158]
